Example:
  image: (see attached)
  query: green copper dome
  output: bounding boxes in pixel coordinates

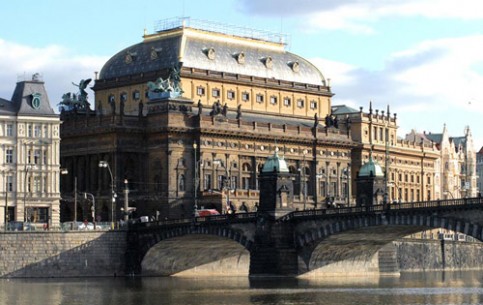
[359,156,384,177]
[262,150,289,173]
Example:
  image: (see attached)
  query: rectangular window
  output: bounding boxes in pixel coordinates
[297,99,304,108]
[6,124,13,137]
[256,94,264,103]
[6,148,13,163]
[283,97,291,106]
[310,100,317,109]
[196,86,205,96]
[43,150,48,165]
[27,149,32,164]
[44,176,48,193]
[270,96,277,105]
[7,175,13,192]
[227,90,235,100]
[34,150,41,164]
[43,125,48,138]
[31,207,48,223]
[28,176,32,192]
[132,91,140,100]
[28,125,33,137]
[204,174,212,190]
[242,177,250,190]
[34,176,41,192]
[34,125,41,137]
[231,176,238,189]
[212,88,220,98]
[217,175,225,190]
[242,92,250,102]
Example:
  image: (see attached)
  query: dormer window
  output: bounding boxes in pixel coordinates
[262,56,273,69]
[150,47,162,60]
[203,47,216,60]
[125,51,137,64]
[235,52,245,64]
[288,61,300,73]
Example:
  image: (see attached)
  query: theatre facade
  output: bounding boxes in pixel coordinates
[60,19,439,222]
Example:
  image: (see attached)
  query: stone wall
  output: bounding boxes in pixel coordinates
[395,239,483,271]
[0,231,126,278]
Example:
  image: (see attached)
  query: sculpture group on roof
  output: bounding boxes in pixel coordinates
[147,66,184,99]
[58,78,92,112]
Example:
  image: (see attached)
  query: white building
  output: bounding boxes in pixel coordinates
[405,125,478,199]
[0,74,61,229]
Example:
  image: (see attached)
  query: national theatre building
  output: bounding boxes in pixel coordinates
[60,18,440,222]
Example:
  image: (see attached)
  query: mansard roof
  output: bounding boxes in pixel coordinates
[0,74,57,117]
[99,24,327,87]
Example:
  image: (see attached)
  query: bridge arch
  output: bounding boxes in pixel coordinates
[294,211,483,277]
[296,213,483,249]
[127,220,255,276]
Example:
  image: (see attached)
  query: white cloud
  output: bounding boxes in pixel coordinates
[0,39,106,111]
[309,35,483,148]
[239,0,483,33]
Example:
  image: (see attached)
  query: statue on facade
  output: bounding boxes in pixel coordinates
[197,100,203,115]
[109,96,116,115]
[221,103,228,117]
[313,113,319,128]
[138,101,144,117]
[236,104,242,119]
[210,100,222,116]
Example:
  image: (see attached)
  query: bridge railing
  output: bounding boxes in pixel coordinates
[131,212,258,229]
[280,196,483,221]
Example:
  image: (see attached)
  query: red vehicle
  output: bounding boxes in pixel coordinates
[195,209,220,217]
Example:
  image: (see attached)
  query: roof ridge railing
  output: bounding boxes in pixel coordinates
[154,17,290,46]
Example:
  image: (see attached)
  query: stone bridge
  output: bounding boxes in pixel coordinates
[125,197,483,277]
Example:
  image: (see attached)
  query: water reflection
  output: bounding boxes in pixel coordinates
[1,271,483,305]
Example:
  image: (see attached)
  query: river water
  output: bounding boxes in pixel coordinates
[1,271,483,305]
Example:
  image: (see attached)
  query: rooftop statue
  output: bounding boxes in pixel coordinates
[147,66,184,99]
[58,78,92,112]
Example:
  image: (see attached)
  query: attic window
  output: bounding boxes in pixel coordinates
[125,51,137,64]
[150,47,162,60]
[262,56,273,69]
[235,52,245,64]
[288,61,300,73]
[203,47,216,60]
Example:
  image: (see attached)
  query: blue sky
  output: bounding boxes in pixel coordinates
[1,0,483,149]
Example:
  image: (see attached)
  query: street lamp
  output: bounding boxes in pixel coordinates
[193,142,198,216]
[99,160,115,228]
[123,179,129,222]
[84,192,96,229]
[302,149,308,210]
[23,164,33,224]
[3,170,12,231]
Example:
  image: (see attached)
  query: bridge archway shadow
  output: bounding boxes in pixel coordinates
[141,235,250,276]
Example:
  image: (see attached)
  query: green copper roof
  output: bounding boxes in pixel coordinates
[262,150,289,173]
[359,156,384,177]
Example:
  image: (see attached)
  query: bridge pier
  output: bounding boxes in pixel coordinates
[249,213,300,276]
